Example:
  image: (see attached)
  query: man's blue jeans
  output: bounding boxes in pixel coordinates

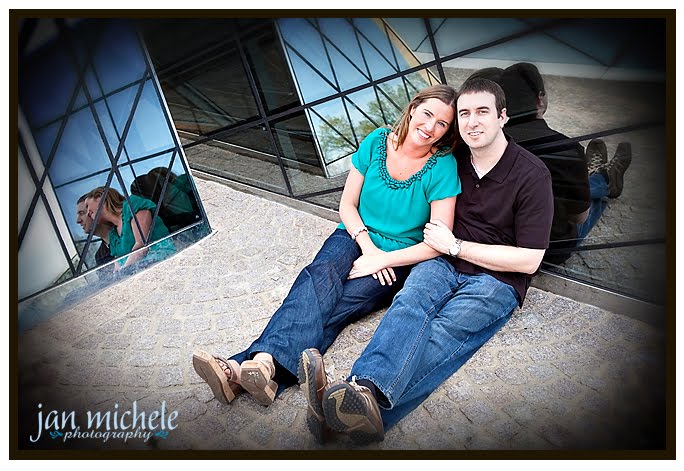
[349,257,519,430]
[230,229,411,395]
[576,173,609,242]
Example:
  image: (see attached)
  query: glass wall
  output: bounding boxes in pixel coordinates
[140,17,667,306]
[18,18,209,326]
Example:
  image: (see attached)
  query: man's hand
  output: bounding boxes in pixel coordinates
[424,219,457,255]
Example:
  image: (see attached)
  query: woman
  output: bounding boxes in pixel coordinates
[192,84,462,419]
[84,186,176,270]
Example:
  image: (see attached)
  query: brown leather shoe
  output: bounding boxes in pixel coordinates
[322,377,384,445]
[298,348,334,444]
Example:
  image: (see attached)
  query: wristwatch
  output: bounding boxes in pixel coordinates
[448,238,463,257]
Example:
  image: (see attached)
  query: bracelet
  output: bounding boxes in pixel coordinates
[351,226,368,240]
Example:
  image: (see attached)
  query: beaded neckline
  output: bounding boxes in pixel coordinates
[377,127,448,190]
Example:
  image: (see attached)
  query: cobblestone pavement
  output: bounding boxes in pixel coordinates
[17,178,667,453]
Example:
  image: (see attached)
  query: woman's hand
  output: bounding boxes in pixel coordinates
[348,252,396,286]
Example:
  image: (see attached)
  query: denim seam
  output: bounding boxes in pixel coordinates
[396,293,517,405]
[381,286,460,408]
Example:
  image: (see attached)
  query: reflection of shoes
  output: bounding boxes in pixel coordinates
[298,348,335,444]
[322,377,384,445]
[240,356,278,406]
[605,142,632,198]
[192,350,243,405]
[585,138,607,175]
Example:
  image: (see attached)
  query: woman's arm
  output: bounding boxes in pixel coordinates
[347,196,457,280]
[122,209,153,267]
[338,167,380,255]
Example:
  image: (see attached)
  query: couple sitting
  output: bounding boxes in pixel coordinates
[192,78,554,445]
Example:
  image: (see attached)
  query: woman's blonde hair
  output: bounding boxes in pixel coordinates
[85,186,126,217]
[392,84,459,154]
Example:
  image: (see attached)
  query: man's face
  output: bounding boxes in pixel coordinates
[457,91,507,150]
[76,201,93,233]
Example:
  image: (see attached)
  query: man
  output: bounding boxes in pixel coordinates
[76,194,113,267]
[496,63,632,264]
[298,78,554,445]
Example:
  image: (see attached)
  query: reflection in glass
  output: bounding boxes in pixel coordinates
[308,98,356,167]
[185,126,290,196]
[18,18,207,304]
[430,18,531,57]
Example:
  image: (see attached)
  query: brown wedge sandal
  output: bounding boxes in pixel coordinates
[192,350,242,405]
[240,357,278,406]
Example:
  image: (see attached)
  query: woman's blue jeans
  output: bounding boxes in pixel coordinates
[229,229,411,394]
[349,257,519,430]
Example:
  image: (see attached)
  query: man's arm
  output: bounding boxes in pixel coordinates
[423,220,545,275]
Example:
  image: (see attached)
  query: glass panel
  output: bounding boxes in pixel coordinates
[121,79,174,160]
[274,113,347,196]
[18,151,36,233]
[185,126,290,196]
[308,98,356,167]
[19,199,74,300]
[301,190,343,212]
[18,18,207,303]
[91,20,148,95]
[19,31,79,129]
[385,18,435,60]
[46,105,113,187]
[444,18,666,302]
[278,18,338,103]
[430,18,531,57]
[142,19,260,136]
[241,22,300,113]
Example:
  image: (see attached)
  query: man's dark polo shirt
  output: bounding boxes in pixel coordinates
[451,137,554,305]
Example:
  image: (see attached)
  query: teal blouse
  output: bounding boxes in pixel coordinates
[339,127,461,252]
[109,194,176,266]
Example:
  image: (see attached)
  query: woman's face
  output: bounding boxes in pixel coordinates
[85,196,102,220]
[408,97,454,149]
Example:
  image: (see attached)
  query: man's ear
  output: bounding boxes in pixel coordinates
[499,107,508,126]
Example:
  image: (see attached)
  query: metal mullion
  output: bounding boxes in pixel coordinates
[525,121,663,153]
[137,25,211,228]
[36,78,147,131]
[296,185,345,200]
[18,32,88,250]
[343,95,382,131]
[304,18,372,82]
[233,28,294,197]
[424,18,446,83]
[381,20,403,74]
[375,84,405,120]
[145,149,177,241]
[18,133,77,276]
[310,108,357,150]
[282,38,341,94]
[415,18,446,51]
[311,18,360,147]
[57,25,153,262]
[547,238,665,255]
[348,18,400,74]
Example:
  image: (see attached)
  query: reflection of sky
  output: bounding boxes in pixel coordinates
[20,19,187,245]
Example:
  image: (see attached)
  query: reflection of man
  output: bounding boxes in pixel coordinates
[493,63,632,264]
[76,194,113,267]
[301,79,554,444]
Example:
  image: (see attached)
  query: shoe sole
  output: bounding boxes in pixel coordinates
[297,350,330,444]
[323,383,384,445]
[240,360,277,406]
[192,351,234,405]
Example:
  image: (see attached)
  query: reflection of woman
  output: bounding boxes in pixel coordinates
[85,187,176,270]
[192,84,463,439]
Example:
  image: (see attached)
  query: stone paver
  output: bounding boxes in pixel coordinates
[16,178,666,451]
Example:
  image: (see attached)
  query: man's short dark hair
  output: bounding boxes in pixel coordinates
[500,62,545,120]
[457,78,507,117]
[77,194,88,204]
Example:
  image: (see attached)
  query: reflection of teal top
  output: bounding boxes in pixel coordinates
[338,127,461,252]
[109,194,176,266]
